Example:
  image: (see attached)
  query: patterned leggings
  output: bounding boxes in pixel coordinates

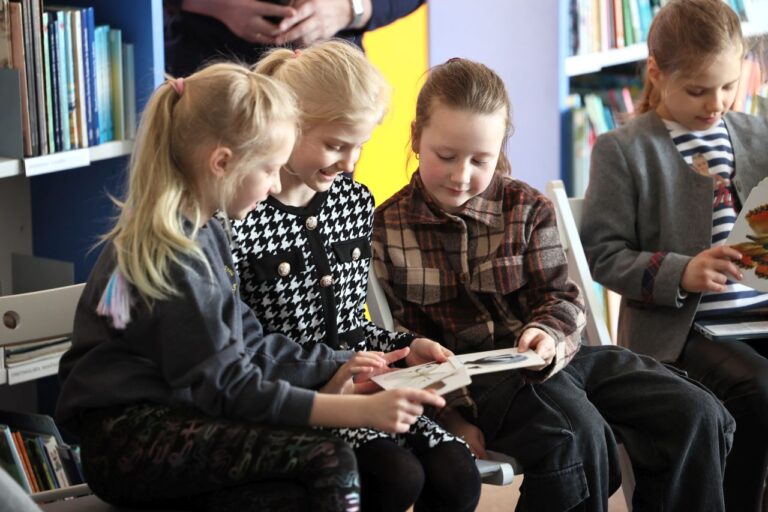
[77,403,360,512]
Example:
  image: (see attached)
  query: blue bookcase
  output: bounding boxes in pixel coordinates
[0,0,164,287]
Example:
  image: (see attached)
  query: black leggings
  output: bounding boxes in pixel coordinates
[355,439,480,512]
[676,332,768,512]
[77,403,360,512]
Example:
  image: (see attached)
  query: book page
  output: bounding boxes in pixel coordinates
[727,177,768,292]
[370,347,545,394]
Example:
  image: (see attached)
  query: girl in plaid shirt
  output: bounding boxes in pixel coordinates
[373,58,735,512]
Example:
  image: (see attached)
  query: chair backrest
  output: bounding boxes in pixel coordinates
[546,180,612,346]
[366,262,395,331]
[1,284,85,344]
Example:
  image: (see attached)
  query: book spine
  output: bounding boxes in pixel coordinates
[8,2,32,155]
[30,0,46,155]
[0,424,31,492]
[12,431,38,493]
[108,28,122,140]
[86,7,97,146]
[55,11,69,151]
[22,435,54,490]
[71,10,87,148]
[122,42,136,139]
[63,10,77,149]
[48,13,61,153]
[20,0,39,155]
[34,435,59,488]
[0,0,11,68]
[41,11,54,154]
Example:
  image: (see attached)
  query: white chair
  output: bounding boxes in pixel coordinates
[367,265,519,486]
[547,179,635,511]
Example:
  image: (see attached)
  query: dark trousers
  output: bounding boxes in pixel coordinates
[77,403,360,512]
[676,331,768,512]
[472,345,734,512]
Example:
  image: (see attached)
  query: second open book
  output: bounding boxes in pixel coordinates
[371,347,545,395]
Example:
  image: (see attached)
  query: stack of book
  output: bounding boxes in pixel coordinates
[0,0,136,157]
[0,410,84,495]
[0,335,71,385]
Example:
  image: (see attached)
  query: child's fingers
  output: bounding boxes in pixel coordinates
[400,388,446,408]
[383,347,410,365]
[718,245,743,262]
[353,380,383,394]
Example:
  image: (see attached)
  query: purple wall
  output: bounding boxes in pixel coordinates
[428,0,567,191]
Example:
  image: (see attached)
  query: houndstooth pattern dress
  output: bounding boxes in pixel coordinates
[230,177,463,450]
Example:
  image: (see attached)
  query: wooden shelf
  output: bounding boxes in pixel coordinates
[0,140,133,179]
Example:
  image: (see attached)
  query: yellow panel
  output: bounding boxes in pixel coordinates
[357,5,428,206]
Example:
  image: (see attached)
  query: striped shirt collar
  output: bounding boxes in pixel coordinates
[407,170,505,229]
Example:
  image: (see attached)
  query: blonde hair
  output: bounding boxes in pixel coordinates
[105,62,298,303]
[637,0,744,114]
[254,39,390,127]
[412,58,513,174]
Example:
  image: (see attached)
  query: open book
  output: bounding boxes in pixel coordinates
[371,347,545,395]
[728,177,768,292]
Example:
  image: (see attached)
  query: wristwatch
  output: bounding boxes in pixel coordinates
[349,0,365,28]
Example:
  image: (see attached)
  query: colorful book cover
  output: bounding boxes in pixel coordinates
[54,9,69,151]
[47,11,61,152]
[22,433,54,490]
[85,7,97,146]
[728,178,768,292]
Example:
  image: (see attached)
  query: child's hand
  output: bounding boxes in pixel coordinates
[517,328,556,367]
[363,389,446,433]
[320,351,388,394]
[681,246,743,293]
[406,338,454,367]
[438,407,487,458]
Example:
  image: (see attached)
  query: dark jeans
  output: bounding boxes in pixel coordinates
[676,331,768,512]
[472,345,734,512]
[77,403,360,512]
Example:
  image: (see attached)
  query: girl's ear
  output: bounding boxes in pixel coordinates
[208,146,233,178]
[410,121,421,154]
[647,56,661,85]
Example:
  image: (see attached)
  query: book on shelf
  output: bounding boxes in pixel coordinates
[0,410,83,494]
[371,348,546,396]
[3,336,71,385]
[0,0,11,68]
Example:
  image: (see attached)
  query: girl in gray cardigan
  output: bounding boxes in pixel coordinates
[582,1,768,510]
[55,63,444,512]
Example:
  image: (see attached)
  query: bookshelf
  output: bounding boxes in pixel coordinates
[0,0,164,291]
[0,0,163,504]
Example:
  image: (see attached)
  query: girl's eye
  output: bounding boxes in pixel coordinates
[326,144,342,151]
[723,83,735,91]
[686,89,704,97]
[472,159,488,166]
[437,154,454,161]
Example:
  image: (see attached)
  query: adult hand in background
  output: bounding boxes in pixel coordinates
[181,0,296,44]
[276,0,373,46]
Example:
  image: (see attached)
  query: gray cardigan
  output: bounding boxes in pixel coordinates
[56,220,352,431]
[581,110,768,362]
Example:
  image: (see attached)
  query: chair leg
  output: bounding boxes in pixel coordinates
[618,444,634,511]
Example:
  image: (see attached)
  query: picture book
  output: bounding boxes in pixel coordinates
[371,347,545,395]
[727,177,768,292]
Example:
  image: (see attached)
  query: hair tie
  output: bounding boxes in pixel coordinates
[169,77,185,96]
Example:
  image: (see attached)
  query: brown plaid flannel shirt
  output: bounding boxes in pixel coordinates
[372,172,584,380]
